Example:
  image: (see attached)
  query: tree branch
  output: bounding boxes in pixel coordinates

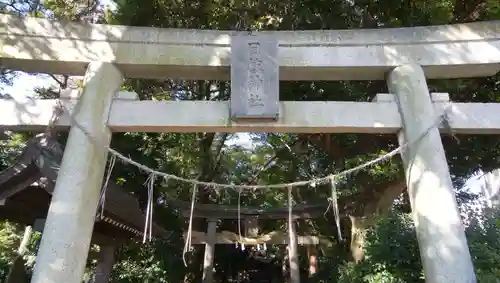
[346,179,407,262]
[49,75,68,89]
[453,0,487,22]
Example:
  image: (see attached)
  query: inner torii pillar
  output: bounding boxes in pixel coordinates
[306,245,318,277]
[94,245,117,283]
[202,219,217,283]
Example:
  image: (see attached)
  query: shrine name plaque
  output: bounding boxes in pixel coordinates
[230,33,279,120]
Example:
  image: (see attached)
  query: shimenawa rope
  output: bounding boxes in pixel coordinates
[55,101,451,191]
[52,101,451,267]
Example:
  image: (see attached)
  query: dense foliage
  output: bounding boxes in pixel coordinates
[0,0,500,282]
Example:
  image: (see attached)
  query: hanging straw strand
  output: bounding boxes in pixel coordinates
[330,176,343,241]
[143,173,156,243]
[288,186,293,234]
[97,155,116,219]
[182,183,198,267]
[236,189,246,250]
[55,100,452,191]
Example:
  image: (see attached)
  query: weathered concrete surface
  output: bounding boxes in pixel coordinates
[202,220,217,283]
[2,94,500,134]
[30,62,123,283]
[388,64,476,283]
[288,221,300,283]
[1,14,499,80]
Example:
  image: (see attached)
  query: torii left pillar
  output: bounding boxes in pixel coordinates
[30,62,123,283]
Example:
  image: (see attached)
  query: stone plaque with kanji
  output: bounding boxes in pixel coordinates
[230,33,279,120]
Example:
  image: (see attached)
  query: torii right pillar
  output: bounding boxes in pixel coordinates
[387,64,476,283]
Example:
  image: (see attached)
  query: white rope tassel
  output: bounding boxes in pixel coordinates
[143,173,156,243]
[330,176,343,241]
[287,185,298,277]
[288,186,293,238]
[97,155,116,219]
[183,183,198,267]
[237,189,243,245]
[237,189,247,251]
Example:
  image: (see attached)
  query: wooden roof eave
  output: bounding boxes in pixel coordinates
[0,134,167,238]
[0,138,44,200]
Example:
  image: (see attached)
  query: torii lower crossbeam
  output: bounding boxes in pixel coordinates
[2,94,500,134]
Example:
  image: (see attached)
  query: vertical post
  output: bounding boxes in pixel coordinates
[281,251,288,281]
[5,226,33,283]
[288,220,300,283]
[33,218,45,233]
[306,245,317,277]
[244,218,258,237]
[30,62,123,283]
[202,219,217,283]
[387,64,476,283]
[94,246,116,283]
[245,218,263,251]
[18,225,32,255]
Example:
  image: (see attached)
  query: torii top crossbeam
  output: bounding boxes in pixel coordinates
[1,14,500,80]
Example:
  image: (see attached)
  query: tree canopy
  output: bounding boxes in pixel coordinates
[0,0,500,282]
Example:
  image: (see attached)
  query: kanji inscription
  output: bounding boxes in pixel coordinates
[230,33,279,120]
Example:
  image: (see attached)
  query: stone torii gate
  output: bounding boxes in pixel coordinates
[1,14,500,283]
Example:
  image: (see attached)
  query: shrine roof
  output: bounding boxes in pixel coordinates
[0,133,166,240]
